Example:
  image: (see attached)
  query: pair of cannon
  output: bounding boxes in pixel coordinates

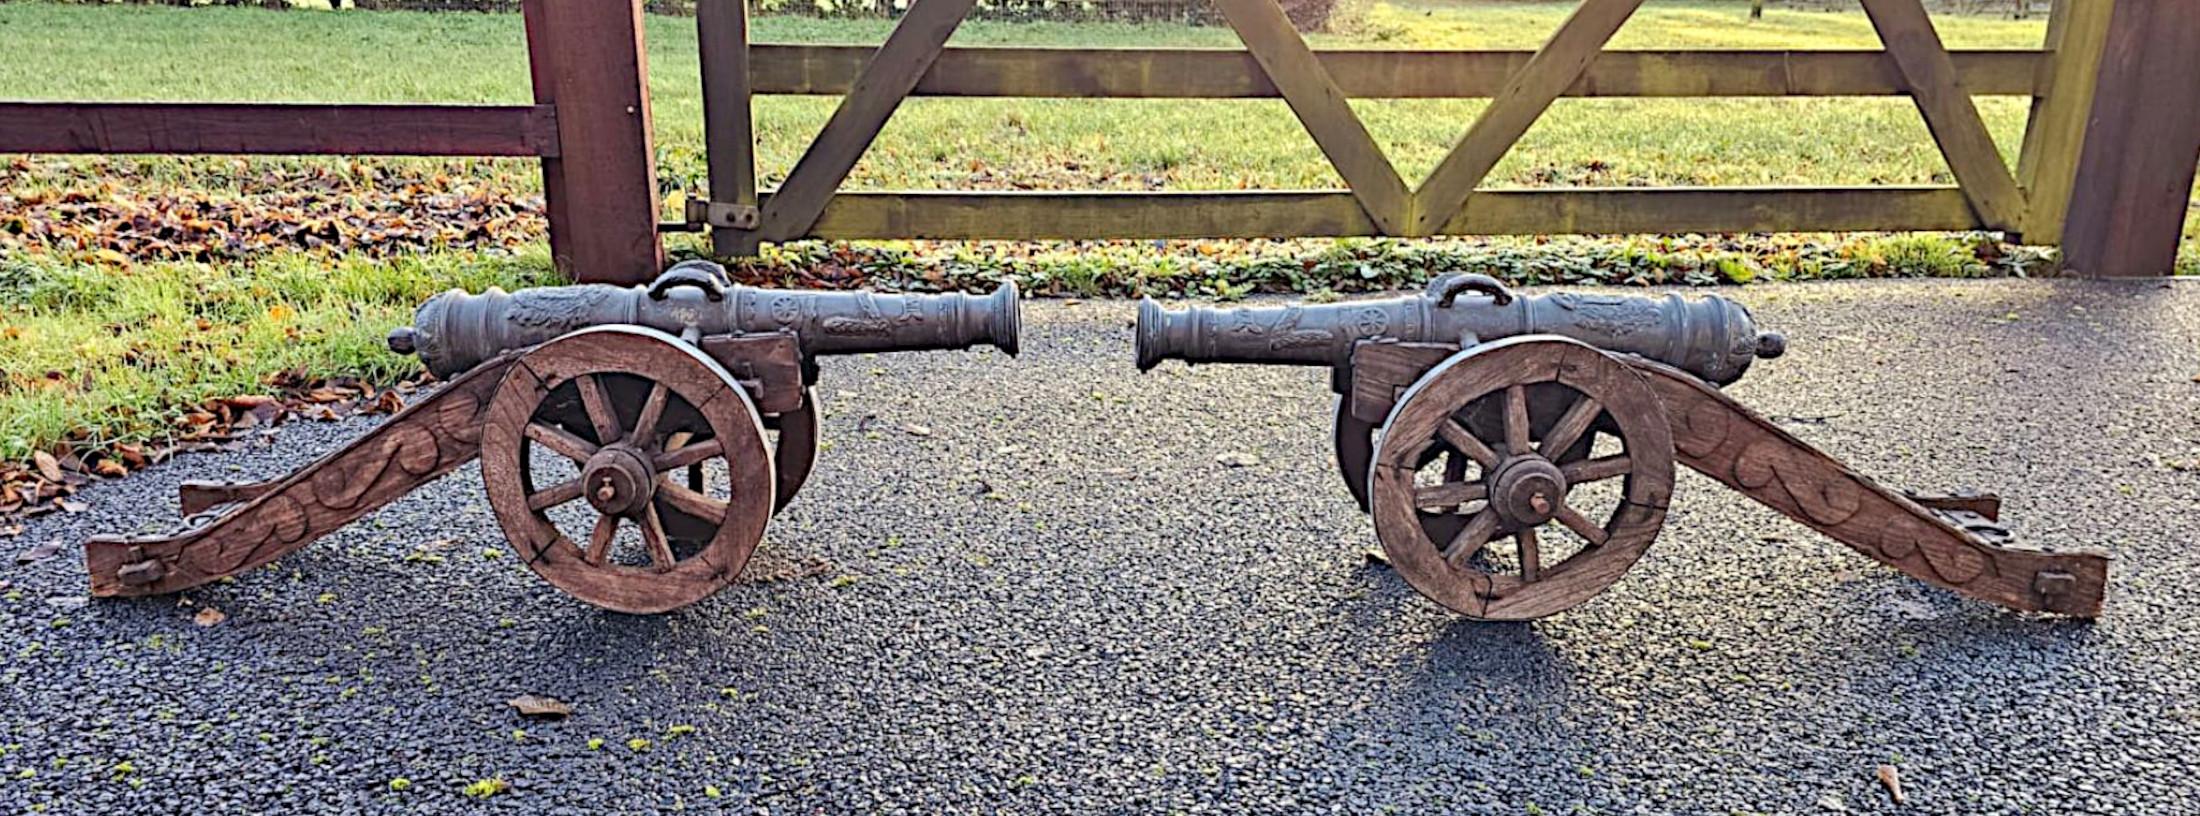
[83,263,2107,619]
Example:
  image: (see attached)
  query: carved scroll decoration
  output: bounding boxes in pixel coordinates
[83,356,516,597]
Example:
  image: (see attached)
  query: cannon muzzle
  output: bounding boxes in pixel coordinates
[1136,274,1784,385]
[394,261,1020,379]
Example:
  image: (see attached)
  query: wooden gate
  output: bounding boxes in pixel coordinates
[688,0,2190,275]
[2,0,2194,280]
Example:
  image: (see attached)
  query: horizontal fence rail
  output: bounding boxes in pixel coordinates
[0,102,561,157]
[776,186,1981,240]
[749,46,2047,98]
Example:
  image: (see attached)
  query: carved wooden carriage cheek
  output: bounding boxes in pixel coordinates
[1139,274,2108,620]
[83,262,1021,614]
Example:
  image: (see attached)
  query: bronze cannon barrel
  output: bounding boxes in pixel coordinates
[1136,274,1784,385]
[390,261,1020,379]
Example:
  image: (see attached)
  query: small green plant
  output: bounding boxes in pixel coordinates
[388,778,412,792]
[461,778,509,799]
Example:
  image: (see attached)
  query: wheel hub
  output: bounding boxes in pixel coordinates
[1489,456,1567,527]
[581,445,657,517]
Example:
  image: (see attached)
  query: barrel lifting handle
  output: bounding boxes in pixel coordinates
[1432,274,1516,308]
[647,260,733,303]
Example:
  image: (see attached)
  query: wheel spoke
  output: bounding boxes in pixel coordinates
[1414,481,1488,511]
[1553,502,1610,547]
[658,480,728,525]
[1503,383,1532,456]
[654,438,724,472]
[1539,395,1603,460]
[527,478,584,511]
[1561,455,1632,484]
[629,381,670,447]
[1443,450,1470,482]
[1441,509,1501,569]
[1437,419,1500,469]
[1517,527,1542,582]
[525,421,598,464]
[586,514,619,564]
[575,373,622,445]
[640,504,677,571]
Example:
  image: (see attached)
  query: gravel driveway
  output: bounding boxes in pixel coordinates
[3,278,2197,814]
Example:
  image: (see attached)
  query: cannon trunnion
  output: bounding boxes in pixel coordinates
[84,262,1021,614]
[1137,275,2106,620]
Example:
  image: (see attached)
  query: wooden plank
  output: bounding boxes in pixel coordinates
[770,186,1981,240]
[521,0,575,279]
[750,45,2046,99]
[1860,0,2026,230]
[1411,0,1647,236]
[1349,341,1458,426]
[2059,0,2200,277]
[1211,0,1409,234]
[698,0,761,257]
[0,102,557,156]
[2012,0,2114,244]
[756,0,980,242]
[538,0,663,284]
[1434,185,1982,234]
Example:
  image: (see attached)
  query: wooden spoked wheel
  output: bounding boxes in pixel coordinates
[764,387,819,511]
[1332,396,1377,512]
[481,327,775,614]
[1371,336,1675,620]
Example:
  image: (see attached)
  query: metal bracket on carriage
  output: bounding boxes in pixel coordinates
[1625,358,2107,617]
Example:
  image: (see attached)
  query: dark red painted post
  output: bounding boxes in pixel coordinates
[2057,0,2200,278]
[521,0,665,284]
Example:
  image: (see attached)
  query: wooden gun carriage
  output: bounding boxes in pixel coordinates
[84,261,1020,613]
[1137,274,2108,619]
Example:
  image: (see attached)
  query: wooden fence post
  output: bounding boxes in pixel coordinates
[2013,0,2113,245]
[699,0,760,258]
[521,0,665,284]
[2057,0,2200,278]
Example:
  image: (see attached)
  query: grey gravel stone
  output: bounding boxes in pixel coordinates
[1,279,2198,814]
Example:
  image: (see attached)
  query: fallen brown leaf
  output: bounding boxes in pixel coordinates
[372,391,404,414]
[192,607,227,627]
[31,451,62,483]
[13,539,62,565]
[94,459,127,478]
[1876,764,1905,805]
[1215,452,1259,468]
[507,694,573,720]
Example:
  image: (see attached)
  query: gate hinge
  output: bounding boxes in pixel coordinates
[683,197,761,230]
